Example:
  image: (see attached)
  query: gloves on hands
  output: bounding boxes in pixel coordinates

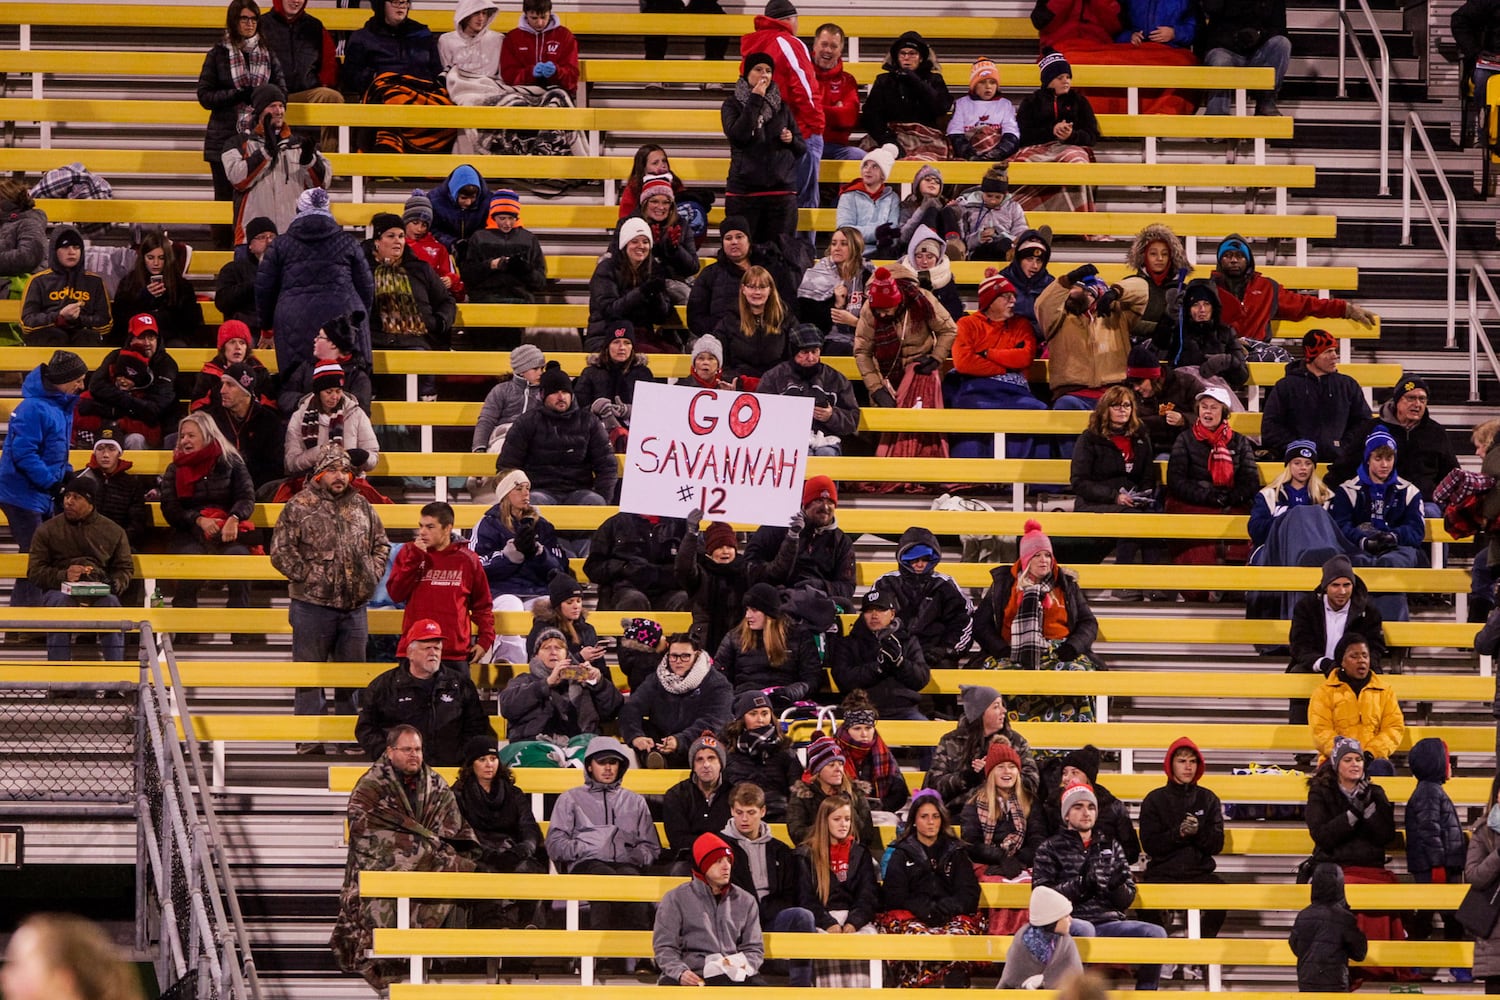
[686,508,704,533]
[876,633,905,672]
[346,448,370,470]
[1179,814,1200,838]
[590,397,616,418]
[913,356,940,375]
[1097,284,1122,314]
[299,140,318,166]
[875,223,900,247]
[872,386,897,408]
[611,400,631,420]
[1065,263,1099,285]
[1362,532,1397,555]
[642,275,668,298]
[514,517,539,558]
[534,61,557,79]
[787,511,806,537]
[1055,642,1079,663]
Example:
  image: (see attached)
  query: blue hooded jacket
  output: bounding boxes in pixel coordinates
[427,165,490,250]
[0,365,79,513]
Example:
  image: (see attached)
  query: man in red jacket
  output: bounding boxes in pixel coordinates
[499,0,580,97]
[740,0,824,212]
[388,500,496,669]
[1210,233,1375,343]
[811,23,863,162]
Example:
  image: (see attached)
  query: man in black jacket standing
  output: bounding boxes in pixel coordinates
[1199,0,1292,116]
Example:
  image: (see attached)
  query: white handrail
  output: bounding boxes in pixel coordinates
[1467,266,1500,402]
[1399,112,1458,349]
[1338,0,1391,195]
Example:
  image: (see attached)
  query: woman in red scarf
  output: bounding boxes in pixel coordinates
[1165,385,1259,587]
[160,411,257,618]
[831,689,909,819]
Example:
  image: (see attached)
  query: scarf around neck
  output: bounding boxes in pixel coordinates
[736,725,780,762]
[375,259,429,339]
[1010,572,1053,670]
[225,34,273,133]
[733,77,783,130]
[1192,419,1235,488]
[834,723,900,799]
[1357,464,1394,529]
[172,440,223,498]
[303,399,345,452]
[656,651,711,695]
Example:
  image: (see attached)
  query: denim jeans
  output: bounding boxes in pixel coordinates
[824,140,865,161]
[796,133,824,210]
[2,503,45,607]
[529,488,606,506]
[1069,916,1166,988]
[43,590,124,660]
[769,906,816,986]
[289,599,367,715]
[1204,35,1292,114]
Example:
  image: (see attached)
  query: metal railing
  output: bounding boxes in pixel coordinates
[1467,266,1500,402]
[1400,112,1459,349]
[137,623,262,1000]
[1338,0,1392,195]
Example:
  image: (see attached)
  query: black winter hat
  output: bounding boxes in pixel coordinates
[462,735,501,768]
[548,572,584,606]
[322,312,361,356]
[43,350,88,386]
[1391,374,1429,404]
[539,361,572,399]
[252,83,287,119]
[1320,554,1354,589]
[245,216,277,242]
[743,582,783,618]
[63,471,100,506]
[1061,744,1101,784]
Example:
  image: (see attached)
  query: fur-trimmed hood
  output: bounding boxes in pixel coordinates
[1126,223,1191,278]
[530,596,589,627]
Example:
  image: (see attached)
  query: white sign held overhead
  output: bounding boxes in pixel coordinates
[619,382,813,527]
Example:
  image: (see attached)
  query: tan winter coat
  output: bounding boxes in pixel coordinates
[852,262,958,393]
[1035,277,1145,394]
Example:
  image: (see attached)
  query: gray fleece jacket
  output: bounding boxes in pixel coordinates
[543,736,660,868]
[652,876,765,982]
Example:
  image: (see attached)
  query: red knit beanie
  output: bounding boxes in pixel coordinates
[867,267,902,310]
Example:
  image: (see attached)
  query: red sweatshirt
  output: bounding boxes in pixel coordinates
[816,61,861,145]
[388,538,496,659]
[954,312,1038,376]
[499,15,579,94]
[406,232,465,301]
[739,16,824,137]
[1210,270,1347,343]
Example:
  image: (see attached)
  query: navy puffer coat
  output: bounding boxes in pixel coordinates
[256,212,374,374]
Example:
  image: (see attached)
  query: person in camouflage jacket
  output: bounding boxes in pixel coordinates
[330,724,476,992]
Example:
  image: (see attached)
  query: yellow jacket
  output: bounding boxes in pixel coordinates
[1308,669,1405,760]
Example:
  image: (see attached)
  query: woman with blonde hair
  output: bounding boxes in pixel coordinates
[1246,438,1354,618]
[796,225,873,355]
[712,265,792,386]
[712,582,822,712]
[161,410,256,619]
[1,913,145,1000]
[961,739,1048,934]
[795,793,880,986]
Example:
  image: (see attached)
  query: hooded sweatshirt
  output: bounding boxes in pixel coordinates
[1137,736,1224,881]
[1405,736,1466,879]
[439,0,502,81]
[544,736,661,867]
[869,526,973,668]
[722,817,802,926]
[499,10,580,93]
[386,534,496,659]
[21,228,113,345]
[427,165,491,250]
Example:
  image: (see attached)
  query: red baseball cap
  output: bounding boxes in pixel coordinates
[128,313,159,340]
[404,619,445,644]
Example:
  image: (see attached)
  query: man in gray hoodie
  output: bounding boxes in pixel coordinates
[544,736,661,933]
[653,832,766,985]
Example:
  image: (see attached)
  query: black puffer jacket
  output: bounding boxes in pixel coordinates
[583,512,687,607]
[196,41,287,163]
[354,663,496,765]
[686,246,801,335]
[1033,827,1137,923]
[757,359,862,440]
[1166,425,1259,508]
[1170,279,1248,387]
[868,526,972,669]
[828,615,929,716]
[459,225,547,304]
[1138,737,1224,880]
[1069,427,1158,511]
[619,650,735,752]
[1289,863,1367,993]
[0,201,46,278]
[363,241,456,347]
[111,273,204,346]
[713,624,823,703]
[496,400,618,498]
[341,2,442,96]
[1404,736,1467,879]
[1016,87,1100,148]
[86,461,153,550]
[721,82,806,195]
[1305,769,1396,868]
[158,451,255,537]
[214,246,263,329]
[1261,361,1367,462]
[723,727,803,820]
[260,5,335,95]
[971,562,1101,664]
[676,530,749,652]
[585,249,678,352]
[960,793,1049,878]
[859,32,953,145]
[571,351,658,410]
[881,833,980,923]
[744,522,856,611]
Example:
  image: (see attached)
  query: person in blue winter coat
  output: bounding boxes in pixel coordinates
[1405,737,1469,950]
[834,144,901,256]
[1000,228,1054,335]
[472,468,568,602]
[257,188,374,375]
[1330,427,1427,622]
[426,164,490,251]
[1115,0,1197,47]
[0,351,86,608]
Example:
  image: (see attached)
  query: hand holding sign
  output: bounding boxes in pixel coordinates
[620,383,812,527]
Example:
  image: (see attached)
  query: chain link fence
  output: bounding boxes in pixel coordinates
[0,682,138,803]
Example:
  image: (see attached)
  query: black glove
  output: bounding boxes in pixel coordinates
[1055,641,1079,663]
[1199,354,1228,378]
[1097,285,1122,314]
[1212,490,1232,508]
[877,634,905,672]
[1362,534,1395,555]
[48,480,67,504]
[913,356,941,375]
[513,839,537,861]
[1065,263,1099,285]
[872,386,897,408]
[642,275,668,298]
[875,223,900,247]
[346,448,370,470]
[1377,530,1399,550]
[298,139,318,166]
[514,517,539,557]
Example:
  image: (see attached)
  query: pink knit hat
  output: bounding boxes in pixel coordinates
[1018,518,1053,567]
